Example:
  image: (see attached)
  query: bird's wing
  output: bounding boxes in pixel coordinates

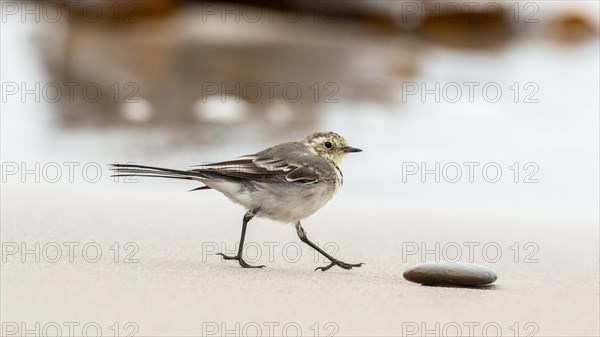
[190,142,330,184]
[284,165,320,183]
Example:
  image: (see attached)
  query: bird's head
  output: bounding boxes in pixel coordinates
[303,131,362,166]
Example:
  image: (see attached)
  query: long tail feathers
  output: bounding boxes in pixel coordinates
[110,163,212,191]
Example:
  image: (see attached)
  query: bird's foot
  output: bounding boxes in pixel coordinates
[217,253,265,269]
[315,259,364,272]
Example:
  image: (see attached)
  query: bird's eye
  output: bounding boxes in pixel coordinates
[324,141,333,149]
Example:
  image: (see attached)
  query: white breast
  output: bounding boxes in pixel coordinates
[207,179,339,224]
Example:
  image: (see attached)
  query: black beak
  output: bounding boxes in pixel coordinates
[342,146,362,153]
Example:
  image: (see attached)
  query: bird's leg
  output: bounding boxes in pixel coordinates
[295,222,364,272]
[217,210,265,268]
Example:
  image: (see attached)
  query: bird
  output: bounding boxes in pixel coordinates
[111,131,363,272]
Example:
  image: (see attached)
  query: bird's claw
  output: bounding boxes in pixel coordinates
[217,253,265,269]
[216,252,237,260]
[315,260,364,272]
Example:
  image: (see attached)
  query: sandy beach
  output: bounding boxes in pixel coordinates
[2,182,598,336]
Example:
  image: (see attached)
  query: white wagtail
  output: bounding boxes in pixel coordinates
[111,131,363,271]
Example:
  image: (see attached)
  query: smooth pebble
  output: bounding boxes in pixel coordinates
[403,261,498,286]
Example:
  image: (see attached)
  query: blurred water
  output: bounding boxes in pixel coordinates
[1,2,598,226]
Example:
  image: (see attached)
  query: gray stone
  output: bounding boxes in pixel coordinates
[403,262,498,287]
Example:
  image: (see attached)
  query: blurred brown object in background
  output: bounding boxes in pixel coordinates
[416,1,513,49]
[37,0,415,129]
[60,0,179,23]
[547,13,599,43]
[31,0,598,131]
